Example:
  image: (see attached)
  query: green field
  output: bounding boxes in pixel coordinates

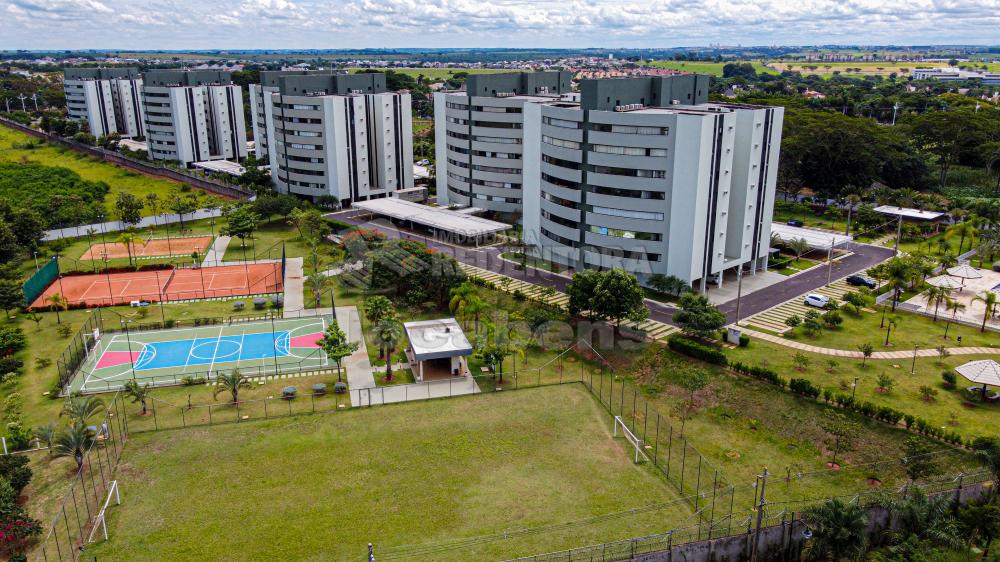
[644,60,776,76]
[0,124,225,216]
[85,385,689,561]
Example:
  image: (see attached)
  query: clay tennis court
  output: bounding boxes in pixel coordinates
[28,263,283,309]
[80,236,214,260]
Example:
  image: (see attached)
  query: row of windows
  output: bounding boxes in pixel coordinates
[277,116,322,124]
[278,165,325,177]
[472,164,520,174]
[542,210,578,229]
[588,226,662,241]
[472,106,522,114]
[591,165,666,179]
[591,123,669,136]
[541,173,579,190]
[277,129,322,138]
[472,150,520,160]
[287,155,324,164]
[473,193,521,204]
[445,101,468,110]
[473,135,521,145]
[541,190,577,208]
[472,121,521,129]
[591,144,668,157]
[448,183,470,198]
[542,154,581,170]
[274,103,320,111]
[540,227,579,248]
[590,185,666,200]
[542,116,580,129]
[542,135,580,150]
[588,245,661,262]
[448,144,470,154]
[447,130,469,141]
[472,178,521,189]
[279,175,325,190]
[447,116,468,125]
[277,141,322,150]
[590,206,664,221]
[447,158,469,169]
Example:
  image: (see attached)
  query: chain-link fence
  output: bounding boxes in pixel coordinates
[32,393,129,562]
[55,308,104,394]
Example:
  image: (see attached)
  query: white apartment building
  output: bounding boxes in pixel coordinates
[255,72,414,206]
[433,71,573,218]
[63,68,146,139]
[141,70,248,166]
[911,67,1000,85]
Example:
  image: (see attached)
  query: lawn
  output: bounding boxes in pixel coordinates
[644,60,776,76]
[499,251,566,274]
[773,201,848,234]
[85,385,689,561]
[0,125,226,217]
[769,60,944,77]
[772,256,821,276]
[781,303,998,350]
[730,338,1000,443]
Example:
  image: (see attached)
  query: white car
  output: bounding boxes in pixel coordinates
[803,294,830,308]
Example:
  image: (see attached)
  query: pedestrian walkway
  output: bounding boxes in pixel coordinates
[202,236,231,267]
[457,262,678,342]
[43,207,226,241]
[739,327,1000,359]
[743,277,857,333]
[334,306,377,404]
[281,257,305,315]
[349,376,480,406]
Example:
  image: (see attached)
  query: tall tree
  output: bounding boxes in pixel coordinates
[802,498,868,562]
[971,291,998,332]
[672,292,726,339]
[318,320,359,383]
[566,269,603,321]
[221,204,261,257]
[114,191,144,228]
[591,268,648,329]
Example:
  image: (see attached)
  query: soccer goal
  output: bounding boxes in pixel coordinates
[613,416,647,464]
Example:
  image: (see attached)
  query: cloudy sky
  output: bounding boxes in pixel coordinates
[2,0,999,50]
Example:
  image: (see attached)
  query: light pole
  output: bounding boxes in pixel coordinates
[827,236,835,285]
[734,266,744,325]
[851,377,859,401]
[891,103,899,125]
[893,215,903,255]
[911,345,918,374]
[32,251,38,272]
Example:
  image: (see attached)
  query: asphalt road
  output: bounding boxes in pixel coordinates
[330,211,896,326]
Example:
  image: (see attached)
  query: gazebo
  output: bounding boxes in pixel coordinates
[403,318,473,382]
[955,359,1000,401]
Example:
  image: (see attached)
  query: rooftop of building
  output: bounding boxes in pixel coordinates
[143,69,233,87]
[403,318,473,361]
[274,72,388,96]
[64,67,140,80]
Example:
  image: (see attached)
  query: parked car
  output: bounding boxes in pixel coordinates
[787,219,804,227]
[845,274,877,289]
[803,294,830,308]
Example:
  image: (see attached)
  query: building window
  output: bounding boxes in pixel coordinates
[591,124,669,135]
[542,116,580,129]
[471,178,520,189]
[447,116,468,125]
[447,131,470,140]
[541,173,580,190]
[542,154,581,170]
[542,210,578,229]
[471,135,521,145]
[588,225,662,241]
[542,190,577,208]
[471,150,521,159]
[590,185,666,200]
[445,101,468,110]
[585,245,661,262]
[471,121,521,129]
[473,106,522,113]
[591,144,668,157]
[541,227,579,247]
[541,135,581,150]
[590,206,664,221]
[472,164,519,174]
[591,165,666,179]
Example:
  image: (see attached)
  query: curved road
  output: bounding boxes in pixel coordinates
[330,210,895,326]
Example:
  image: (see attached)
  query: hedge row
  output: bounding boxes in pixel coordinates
[667,335,727,365]
[729,361,786,387]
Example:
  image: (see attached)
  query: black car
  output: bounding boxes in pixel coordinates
[786,219,804,227]
[846,274,877,289]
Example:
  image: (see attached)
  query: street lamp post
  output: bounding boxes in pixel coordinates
[734,266,744,325]
[851,377,859,401]
[911,345,919,374]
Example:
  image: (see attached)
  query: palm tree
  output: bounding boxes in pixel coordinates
[789,237,811,260]
[116,230,144,266]
[923,285,951,321]
[449,282,479,329]
[946,220,978,255]
[123,379,152,415]
[36,422,56,454]
[213,369,251,404]
[974,440,1000,501]
[891,489,963,550]
[46,293,67,324]
[844,194,861,235]
[884,257,916,311]
[305,271,331,309]
[60,395,105,424]
[943,300,966,339]
[53,422,95,470]
[373,318,402,381]
[937,252,957,270]
[802,498,868,561]
[971,291,998,332]
[363,295,395,325]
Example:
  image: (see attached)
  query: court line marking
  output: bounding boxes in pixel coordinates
[207,324,225,377]
[235,328,246,374]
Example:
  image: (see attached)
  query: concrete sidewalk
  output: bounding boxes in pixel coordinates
[335,306,377,402]
[281,257,305,315]
[349,376,480,406]
[739,327,1000,359]
[202,235,231,266]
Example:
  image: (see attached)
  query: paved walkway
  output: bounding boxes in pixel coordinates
[334,306,377,404]
[43,207,225,241]
[739,327,1000,359]
[202,235,231,267]
[349,376,480,406]
[281,257,305,315]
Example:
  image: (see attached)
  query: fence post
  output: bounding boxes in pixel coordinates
[152,398,158,431]
[666,426,673,477]
[264,399,268,419]
[642,400,648,442]
[631,387,637,430]
[709,470,719,539]
[680,439,687,494]
[653,415,660,466]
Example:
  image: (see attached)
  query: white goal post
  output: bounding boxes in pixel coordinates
[87,479,120,543]
[613,416,647,464]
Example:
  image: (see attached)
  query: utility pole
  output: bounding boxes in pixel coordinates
[734,266,744,325]
[751,467,769,562]
[17,94,27,112]
[827,237,835,285]
[893,215,903,255]
[31,93,38,111]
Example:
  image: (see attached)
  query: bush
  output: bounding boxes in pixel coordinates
[181,376,206,386]
[941,371,957,389]
[789,378,821,399]
[729,361,786,387]
[667,335,727,365]
[738,334,750,347]
[0,455,32,495]
[333,381,347,394]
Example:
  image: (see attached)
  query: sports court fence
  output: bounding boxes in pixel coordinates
[32,392,129,562]
[22,256,60,306]
[55,309,104,394]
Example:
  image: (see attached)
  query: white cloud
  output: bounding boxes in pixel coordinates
[1,0,998,49]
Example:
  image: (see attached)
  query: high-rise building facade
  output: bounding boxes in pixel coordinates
[141,70,247,166]
[63,68,146,139]
[255,72,414,206]
[433,72,573,218]
[520,76,783,290]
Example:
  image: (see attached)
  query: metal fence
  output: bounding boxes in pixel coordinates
[55,308,104,394]
[32,393,129,562]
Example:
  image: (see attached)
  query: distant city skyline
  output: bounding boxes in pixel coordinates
[2,0,1000,51]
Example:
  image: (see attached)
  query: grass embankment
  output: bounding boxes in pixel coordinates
[86,385,688,561]
[0,125,225,217]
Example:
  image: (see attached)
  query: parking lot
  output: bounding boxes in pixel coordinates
[741,277,861,334]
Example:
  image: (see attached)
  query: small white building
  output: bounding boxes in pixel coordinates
[403,318,473,381]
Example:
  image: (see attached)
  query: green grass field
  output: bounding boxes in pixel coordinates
[85,385,689,561]
[0,124,225,216]
[644,60,776,76]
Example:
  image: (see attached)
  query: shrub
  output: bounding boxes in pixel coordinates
[729,361,786,387]
[181,376,206,386]
[333,381,347,394]
[789,378,821,399]
[667,335,727,365]
[821,310,843,328]
[738,334,750,347]
[941,371,957,389]
[0,455,32,495]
